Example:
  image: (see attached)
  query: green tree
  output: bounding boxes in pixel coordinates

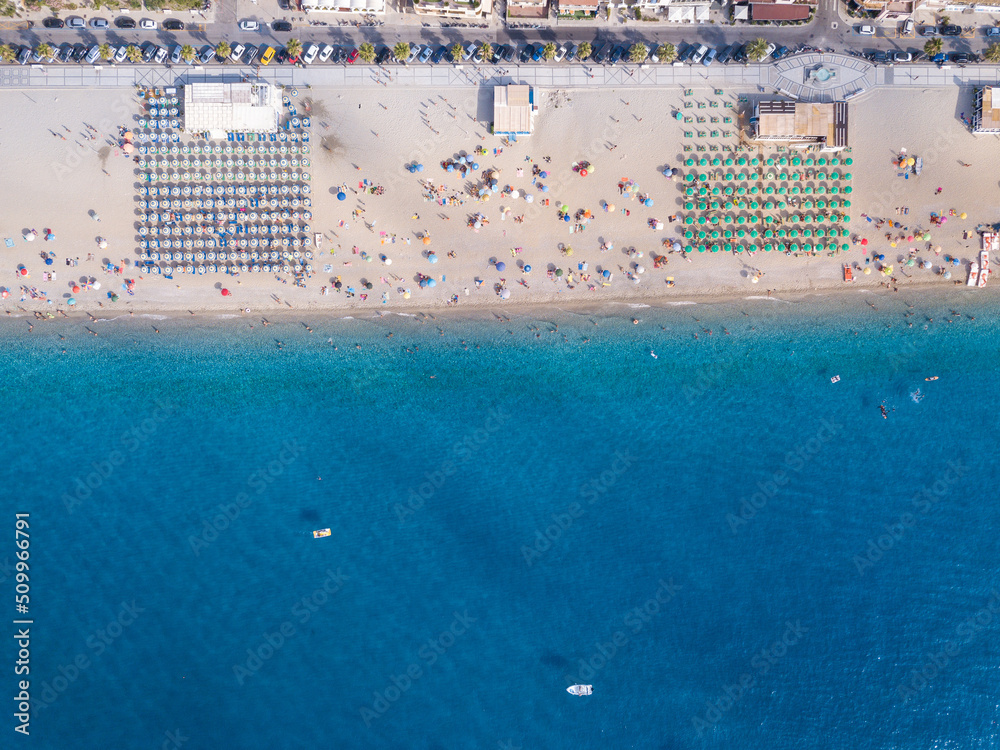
[37,43,55,61]
[478,41,492,63]
[126,45,143,63]
[628,43,647,63]
[924,38,943,57]
[98,43,112,61]
[180,44,196,64]
[576,41,592,61]
[358,42,376,63]
[449,43,463,63]
[393,42,410,62]
[657,43,676,63]
[215,41,231,61]
[542,42,557,60]
[286,38,303,60]
[746,38,770,62]
[986,42,1000,62]
[939,14,950,25]
[0,44,13,63]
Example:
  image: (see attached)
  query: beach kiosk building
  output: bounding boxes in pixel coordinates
[183,82,281,139]
[750,100,849,152]
[493,85,535,139]
[972,87,1000,135]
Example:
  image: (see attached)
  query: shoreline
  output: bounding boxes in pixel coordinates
[4,281,997,327]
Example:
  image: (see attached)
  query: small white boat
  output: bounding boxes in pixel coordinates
[978,250,989,287]
[567,685,592,696]
[967,262,979,286]
[312,528,331,539]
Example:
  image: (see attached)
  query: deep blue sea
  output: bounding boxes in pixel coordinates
[3,291,1000,750]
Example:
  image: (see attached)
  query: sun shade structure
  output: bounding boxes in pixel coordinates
[751,100,849,152]
[973,87,1000,135]
[493,85,535,138]
[184,83,280,137]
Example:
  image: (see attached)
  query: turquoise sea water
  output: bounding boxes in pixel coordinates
[3,292,1000,749]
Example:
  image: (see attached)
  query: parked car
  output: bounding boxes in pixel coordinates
[532,44,545,62]
[715,44,732,64]
[940,24,962,36]
[463,42,477,61]
[565,43,578,61]
[691,44,708,64]
[243,45,259,65]
[302,43,319,64]
[772,46,789,61]
[114,45,129,64]
[418,45,433,63]
[763,42,777,58]
[198,46,214,64]
[408,44,424,62]
[72,44,89,63]
[140,19,157,29]
[871,50,888,63]
[608,45,626,64]
[919,25,937,37]
[163,19,184,30]
[431,45,448,64]
[58,44,75,63]
[272,20,292,32]
[89,18,109,29]
[141,42,157,62]
[903,19,914,35]
[239,19,260,31]
[170,45,182,65]
[892,51,912,62]
[858,25,876,35]
[42,18,64,28]
[952,51,973,63]
[67,16,85,29]
[346,47,359,64]
[375,46,391,65]
[591,42,608,63]
[115,16,136,29]
[732,43,748,64]
[30,48,43,63]
[702,47,718,66]
[520,44,535,63]
[318,43,334,62]
[228,44,244,62]
[260,45,276,65]
[154,46,167,64]
[276,47,290,64]
[84,45,101,64]
[554,44,567,62]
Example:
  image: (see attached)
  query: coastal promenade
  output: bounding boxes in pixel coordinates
[5,56,1000,100]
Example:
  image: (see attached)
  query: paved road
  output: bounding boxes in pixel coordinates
[4,9,996,62]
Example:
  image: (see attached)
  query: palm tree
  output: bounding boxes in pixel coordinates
[577,42,592,61]
[215,41,231,62]
[37,43,55,61]
[0,44,14,63]
[657,43,676,64]
[542,42,557,60]
[478,41,492,63]
[449,43,463,63]
[746,38,770,63]
[98,43,113,61]
[393,42,410,62]
[939,14,950,26]
[358,42,376,63]
[126,45,143,64]
[628,43,647,64]
[286,38,303,61]
[986,42,1000,62]
[180,44,196,64]
[924,38,943,58]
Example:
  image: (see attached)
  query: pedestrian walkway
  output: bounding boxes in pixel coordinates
[4,59,1000,97]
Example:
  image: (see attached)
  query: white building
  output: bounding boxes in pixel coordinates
[184,83,281,138]
[301,0,386,13]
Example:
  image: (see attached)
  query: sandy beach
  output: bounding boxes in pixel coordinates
[1,81,997,316]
